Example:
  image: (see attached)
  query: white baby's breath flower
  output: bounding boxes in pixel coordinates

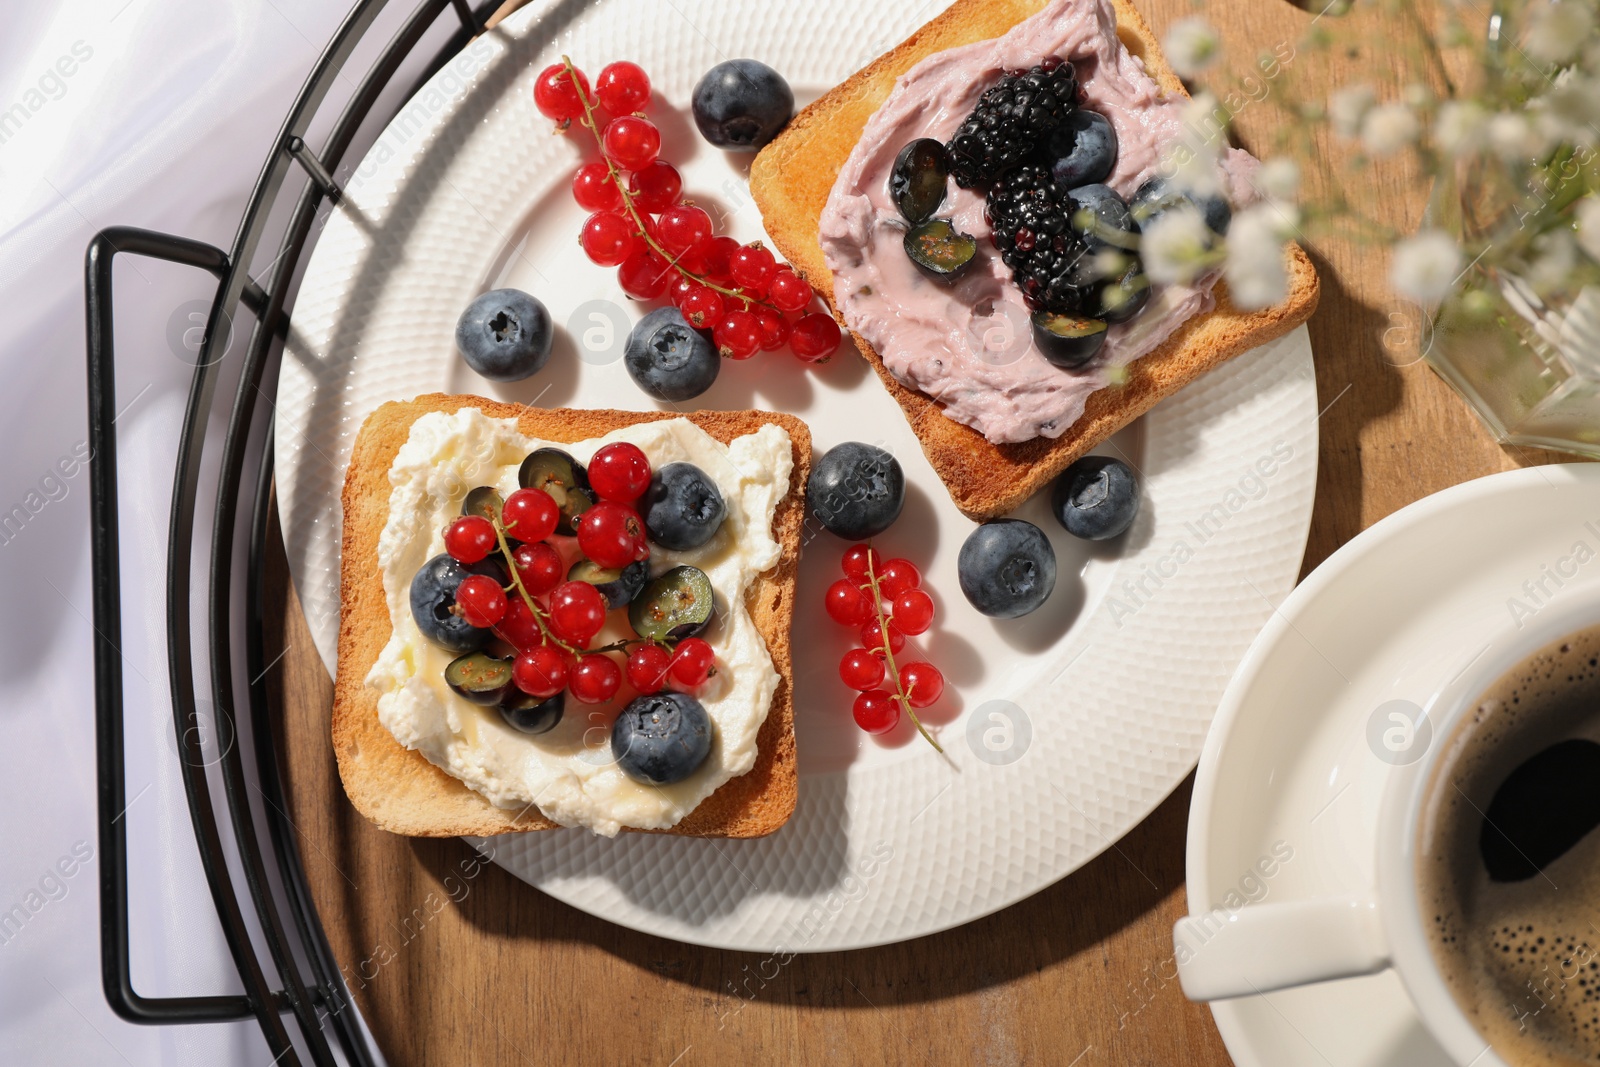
[1390,230,1463,305]
[1360,102,1421,157]
[1526,1,1595,65]
[1488,112,1539,162]
[1179,91,1230,142]
[1165,93,1228,200]
[1578,197,1600,263]
[1165,17,1223,79]
[1538,76,1600,146]
[1433,101,1489,157]
[1328,84,1376,138]
[1402,83,1432,109]
[1141,206,1215,286]
[1224,205,1292,309]
[1254,158,1301,202]
[1528,230,1579,293]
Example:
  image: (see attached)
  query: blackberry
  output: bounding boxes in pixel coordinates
[946,58,1078,189]
[985,163,1094,315]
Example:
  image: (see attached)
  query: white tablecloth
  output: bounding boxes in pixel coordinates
[0,1,463,1061]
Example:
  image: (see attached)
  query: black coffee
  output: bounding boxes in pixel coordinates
[1419,625,1600,1067]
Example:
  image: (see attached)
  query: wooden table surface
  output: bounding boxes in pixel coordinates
[266,0,1561,1063]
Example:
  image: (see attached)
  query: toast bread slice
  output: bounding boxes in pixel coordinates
[333,395,811,838]
[750,0,1318,520]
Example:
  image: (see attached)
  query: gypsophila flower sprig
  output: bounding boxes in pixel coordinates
[1162,0,1600,322]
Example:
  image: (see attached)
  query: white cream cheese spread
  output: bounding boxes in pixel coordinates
[819,0,1259,445]
[364,407,792,836]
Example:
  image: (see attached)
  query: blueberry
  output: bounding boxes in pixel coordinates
[903,218,978,280]
[641,462,726,550]
[806,442,905,540]
[500,690,563,735]
[1129,176,1232,236]
[454,288,552,382]
[1095,261,1152,324]
[611,691,713,785]
[1052,455,1140,540]
[624,307,720,402]
[1031,312,1107,369]
[1048,110,1118,190]
[1067,183,1137,253]
[890,138,949,223]
[409,553,492,652]
[957,520,1057,619]
[691,59,793,150]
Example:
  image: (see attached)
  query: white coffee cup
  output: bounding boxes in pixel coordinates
[1173,594,1600,1067]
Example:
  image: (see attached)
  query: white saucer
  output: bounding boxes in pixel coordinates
[1186,462,1600,1066]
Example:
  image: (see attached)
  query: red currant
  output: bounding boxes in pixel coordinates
[588,442,652,503]
[580,211,638,267]
[443,515,496,563]
[839,648,885,691]
[534,63,589,122]
[878,558,921,599]
[549,580,607,644]
[602,115,660,170]
[501,488,559,543]
[680,285,725,329]
[713,310,762,359]
[595,60,650,115]
[570,654,623,704]
[618,250,672,300]
[455,574,507,628]
[790,312,842,363]
[841,544,882,584]
[656,204,712,256]
[825,579,871,626]
[627,160,681,214]
[899,661,944,708]
[669,637,716,689]
[668,276,696,311]
[696,235,739,285]
[767,269,813,313]
[493,594,544,651]
[513,645,568,698]
[728,244,777,293]
[891,589,935,635]
[578,501,645,569]
[626,643,672,694]
[755,306,789,351]
[853,689,899,734]
[860,619,905,657]
[510,541,564,595]
[572,161,621,212]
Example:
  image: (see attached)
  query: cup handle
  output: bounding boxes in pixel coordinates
[1173,895,1389,1001]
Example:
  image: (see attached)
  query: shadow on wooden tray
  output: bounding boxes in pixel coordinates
[413,774,1189,1007]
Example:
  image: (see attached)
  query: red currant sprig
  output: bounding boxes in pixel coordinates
[552,57,783,316]
[540,56,842,363]
[828,544,944,751]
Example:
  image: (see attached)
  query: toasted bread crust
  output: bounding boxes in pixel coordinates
[749,0,1318,520]
[333,395,811,838]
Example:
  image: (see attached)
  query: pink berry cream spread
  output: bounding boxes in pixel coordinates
[818,0,1260,445]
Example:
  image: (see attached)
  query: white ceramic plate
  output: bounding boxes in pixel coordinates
[275,0,1319,951]
[1189,463,1600,1066]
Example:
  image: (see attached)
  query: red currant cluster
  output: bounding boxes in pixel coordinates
[442,441,714,705]
[825,545,944,748]
[534,58,842,363]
